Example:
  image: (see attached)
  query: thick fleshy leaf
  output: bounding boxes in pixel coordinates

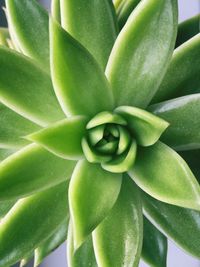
[0,148,16,162]
[6,0,49,71]
[115,106,169,146]
[0,199,16,219]
[60,0,117,69]
[106,0,178,108]
[26,116,88,160]
[101,141,137,173]
[176,15,200,48]
[142,217,167,267]
[179,150,200,182]
[51,0,61,22]
[69,160,122,249]
[143,192,200,258]
[0,28,9,47]
[34,220,68,267]
[0,103,40,149]
[50,19,114,117]
[153,34,200,102]
[0,144,76,200]
[93,175,143,267]
[117,0,140,29]
[149,94,200,150]
[113,0,123,9]
[128,142,200,210]
[0,48,64,127]
[0,182,68,266]
[67,223,97,267]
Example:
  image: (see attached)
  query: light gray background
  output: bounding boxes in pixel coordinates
[0,0,199,266]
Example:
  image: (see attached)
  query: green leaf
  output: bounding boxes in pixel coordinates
[0,182,68,267]
[67,223,98,267]
[6,0,50,71]
[0,144,76,200]
[142,217,167,267]
[69,160,122,249]
[115,106,169,146]
[26,116,88,160]
[128,141,200,210]
[113,0,123,9]
[101,141,137,173]
[0,102,40,149]
[106,0,178,108]
[92,175,143,267]
[117,0,141,30]
[0,48,64,127]
[50,19,114,117]
[176,15,200,48]
[0,148,16,162]
[60,0,117,69]
[51,0,61,22]
[179,150,200,182]
[143,192,200,258]
[34,220,68,267]
[149,94,200,150]
[0,199,16,219]
[0,28,9,47]
[153,34,200,102]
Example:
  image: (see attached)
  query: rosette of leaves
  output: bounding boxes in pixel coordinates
[0,0,200,266]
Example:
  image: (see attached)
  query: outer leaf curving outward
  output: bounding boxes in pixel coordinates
[69,160,122,250]
[153,34,200,103]
[67,223,98,267]
[0,182,68,267]
[0,48,64,127]
[6,0,50,71]
[142,217,167,267]
[115,106,169,146]
[106,0,178,108]
[143,192,200,259]
[93,175,143,267]
[128,142,200,210]
[26,116,88,160]
[60,0,117,70]
[149,94,200,151]
[176,15,200,48]
[0,144,76,200]
[50,19,114,117]
[0,103,40,149]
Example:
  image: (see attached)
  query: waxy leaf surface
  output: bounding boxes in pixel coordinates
[69,160,122,249]
[106,0,178,108]
[0,48,64,127]
[27,116,88,160]
[128,142,200,210]
[60,0,117,69]
[93,175,143,267]
[0,144,76,200]
[150,94,200,150]
[6,0,49,71]
[153,34,200,102]
[143,193,200,258]
[0,182,68,267]
[50,19,114,117]
[51,0,61,22]
[142,217,167,267]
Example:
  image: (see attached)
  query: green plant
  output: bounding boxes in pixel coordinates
[0,0,199,266]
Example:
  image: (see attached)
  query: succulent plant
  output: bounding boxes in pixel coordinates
[0,0,200,266]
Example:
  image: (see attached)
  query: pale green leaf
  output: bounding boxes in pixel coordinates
[0,182,68,267]
[0,148,16,162]
[106,0,178,108]
[115,106,169,146]
[26,116,88,160]
[51,0,61,22]
[0,199,16,219]
[6,0,50,71]
[50,19,114,117]
[0,48,64,127]
[0,144,76,200]
[149,94,200,150]
[0,28,10,47]
[60,0,117,69]
[128,142,200,210]
[69,160,122,249]
[153,34,200,102]
[93,175,143,267]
